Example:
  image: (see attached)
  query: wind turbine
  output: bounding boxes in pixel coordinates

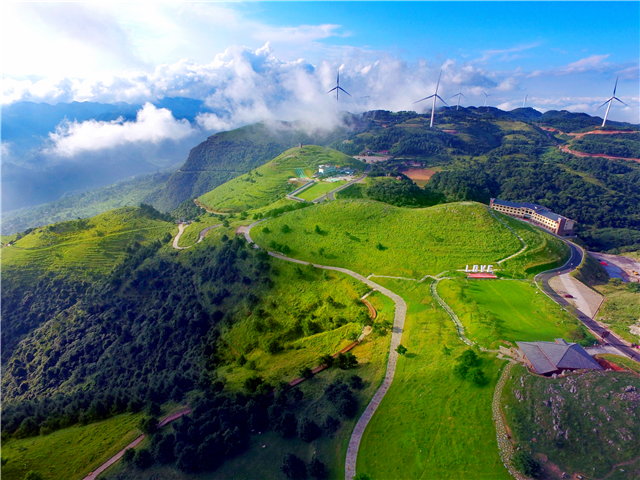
[483,92,492,107]
[522,94,528,108]
[598,77,627,127]
[414,70,448,127]
[327,71,351,108]
[450,85,466,110]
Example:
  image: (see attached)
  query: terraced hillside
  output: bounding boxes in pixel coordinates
[253,199,566,278]
[1,207,176,278]
[198,146,364,213]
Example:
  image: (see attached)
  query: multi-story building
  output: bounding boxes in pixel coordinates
[489,198,576,236]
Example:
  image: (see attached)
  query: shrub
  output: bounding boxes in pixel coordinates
[139,416,158,434]
[307,458,327,479]
[244,375,264,393]
[470,368,489,386]
[133,448,153,469]
[297,418,321,442]
[300,366,313,379]
[319,354,334,368]
[281,453,307,479]
[513,450,542,478]
[323,415,340,435]
[396,344,407,355]
[281,224,292,233]
[349,374,364,390]
[336,352,358,370]
[122,448,136,464]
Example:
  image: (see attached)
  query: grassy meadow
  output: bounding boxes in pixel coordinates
[1,412,143,480]
[438,278,591,348]
[198,146,363,213]
[296,180,347,201]
[175,215,224,247]
[356,279,511,480]
[1,207,176,278]
[253,199,525,277]
[502,364,640,479]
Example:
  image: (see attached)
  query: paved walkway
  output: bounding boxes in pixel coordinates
[492,362,530,480]
[549,273,604,318]
[244,222,406,480]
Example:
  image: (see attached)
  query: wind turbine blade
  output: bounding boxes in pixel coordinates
[460,93,467,99]
[413,95,435,104]
[327,87,338,94]
[597,99,611,109]
[338,87,352,97]
[435,70,442,91]
[613,96,628,106]
[337,71,340,86]
[450,94,459,99]
[436,94,449,106]
[613,76,618,95]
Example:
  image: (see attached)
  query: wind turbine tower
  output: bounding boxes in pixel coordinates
[327,71,352,109]
[414,70,448,127]
[450,85,466,110]
[483,92,492,107]
[522,94,528,108]
[599,77,627,127]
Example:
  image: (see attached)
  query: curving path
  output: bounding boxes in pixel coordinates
[172,223,222,250]
[243,221,406,480]
[487,208,528,264]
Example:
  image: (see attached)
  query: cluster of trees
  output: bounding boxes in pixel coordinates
[571,134,640,159]
[2,233,275,438]
[118,375,360,475]
[364,177,443,208]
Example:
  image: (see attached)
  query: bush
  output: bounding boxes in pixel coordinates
[297,418,321,442]
[244,375,264,393]
[307,458,327,479]
[470,368,489,386]
[396,344,407,355]
[335,352,358,370]
[281,453,307,479]
[139,416,158,434]
[323,415,340,435]
[122,448,136,464]
[133,448,153,469]
[300,366,314,379]
[454,349,481,379]
[319,354,334,368]
[349,374,364,390]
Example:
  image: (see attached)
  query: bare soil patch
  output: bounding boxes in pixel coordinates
[401,168,436,181]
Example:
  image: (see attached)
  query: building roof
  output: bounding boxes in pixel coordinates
[491,198,570,222]
[516,340,603,374]
[492,198,522,208]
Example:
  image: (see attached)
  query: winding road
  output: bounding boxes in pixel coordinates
[535,241,640,362]
[172,223,222,250]
[313,164,372,203]
[241,220,406,480]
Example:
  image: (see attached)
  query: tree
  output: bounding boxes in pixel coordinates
[281,453,307,479]
[319,354,334,368]
[454,349,481,379]
[133,448,153,469]
[335,352,358,370]
[323,415,340,435]
[122,448,136,464]
[139,416,158,434]
[300,366,313,379]
[315,225,322,234]
[307,458,327,479]
[237,354,247,366]
[513,450,542,478]
[396,344,407,355]
[281,224,292,233]
[297,418,321,442]
[244,375,264,393]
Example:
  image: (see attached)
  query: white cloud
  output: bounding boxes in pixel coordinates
[46,103,197,157]
[529,54,611,77]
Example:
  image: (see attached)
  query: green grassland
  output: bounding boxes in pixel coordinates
[492,212,570,276]
[438,278,590,348]
[593,281,640,343]
[502,364,640,479]
[356,279,511,480]
[1,412,143,480]
[1,207,176,278]
[198,146,363,213]
[296,180,347,201]
[253,199,528,278]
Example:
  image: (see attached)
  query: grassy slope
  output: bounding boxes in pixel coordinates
[218,259,372,389]
[198,146,363,213]
[356,279,510,480]
[1,207,176,278]
[572,251,609,286]
[297,180,347,201]
[253,200,524,278]
[438,278,586,349]
[493,212,570,276]
[175,215,224,248]
[1,412,143,480]
[593,282,640,343]
[597,354,640,374]
[1,173,170,236]
[502,364,640,479]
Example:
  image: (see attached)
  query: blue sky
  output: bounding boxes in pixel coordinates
[2,1,638,130]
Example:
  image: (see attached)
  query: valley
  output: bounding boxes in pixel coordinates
[2,109,640,480]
